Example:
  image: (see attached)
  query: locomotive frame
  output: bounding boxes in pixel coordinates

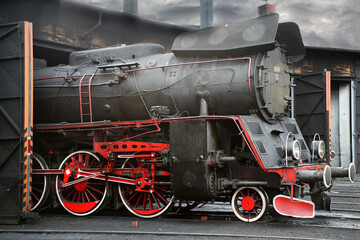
[32,109,355,222]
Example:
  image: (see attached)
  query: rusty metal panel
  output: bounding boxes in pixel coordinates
[292,48,356,77]
[0,21,33,224]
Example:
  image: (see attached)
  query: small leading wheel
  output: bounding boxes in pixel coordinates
[118,158,174,218]
[31,153,50,211]
[231,187,269,223]
[55,150,108,216]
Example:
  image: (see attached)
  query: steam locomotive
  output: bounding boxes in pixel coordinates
[32,13,355,222]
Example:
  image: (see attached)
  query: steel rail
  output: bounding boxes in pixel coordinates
[0,229,338,240]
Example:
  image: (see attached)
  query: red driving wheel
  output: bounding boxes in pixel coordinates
[118,158,174,218]
[55,151,108,216]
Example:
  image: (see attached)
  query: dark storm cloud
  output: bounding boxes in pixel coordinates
[72,0,360,50]
[138,0,200,25]
[275,0,360,49]
[146,6,200,25]
[212,2,257,24]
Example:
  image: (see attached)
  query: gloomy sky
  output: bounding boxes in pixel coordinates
[73,0,360,50]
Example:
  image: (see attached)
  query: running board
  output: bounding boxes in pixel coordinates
[273,195,315,218]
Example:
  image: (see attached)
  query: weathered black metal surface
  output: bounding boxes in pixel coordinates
[254,48,293,123]
[33,43,295,124]
[228,166,281,188]
[69,43,165,66]
[276,22,306,63]
[0,22,28,224]
[169,120,210,200]
[239,115,311,169]
[172,14,279,57]
[293,72,330,163]
[33,48,258,123]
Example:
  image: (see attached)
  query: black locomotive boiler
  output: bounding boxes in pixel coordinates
[32,13,355,222]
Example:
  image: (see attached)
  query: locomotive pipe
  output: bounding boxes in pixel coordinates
[296,165,332,188]
[219,156,236,162]
[234,181,268,187]
[198,91,210,116]
[198,94,219,154]
[222,179,269,188]
[331,162,356,183]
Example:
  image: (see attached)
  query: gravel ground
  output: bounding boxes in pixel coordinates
[1,211,360,240]
[1,175,359,240]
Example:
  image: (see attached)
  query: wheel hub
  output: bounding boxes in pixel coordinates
[241,196,255,211]
[134,167,151,190]
[74,180,87,192]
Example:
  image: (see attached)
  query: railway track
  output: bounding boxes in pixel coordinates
[1,211,359,240]
[1,175,359,240]
[328,174,360,215]
[1,203,360,240]
[0,228,345,240]
[1,210,360,240]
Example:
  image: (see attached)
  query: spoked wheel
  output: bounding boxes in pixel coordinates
[118,158,174,218]
[55,150,108,216]
[231,187,269,223]
[31,153,50,211]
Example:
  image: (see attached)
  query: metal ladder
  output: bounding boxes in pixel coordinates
[79,74,95,122]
